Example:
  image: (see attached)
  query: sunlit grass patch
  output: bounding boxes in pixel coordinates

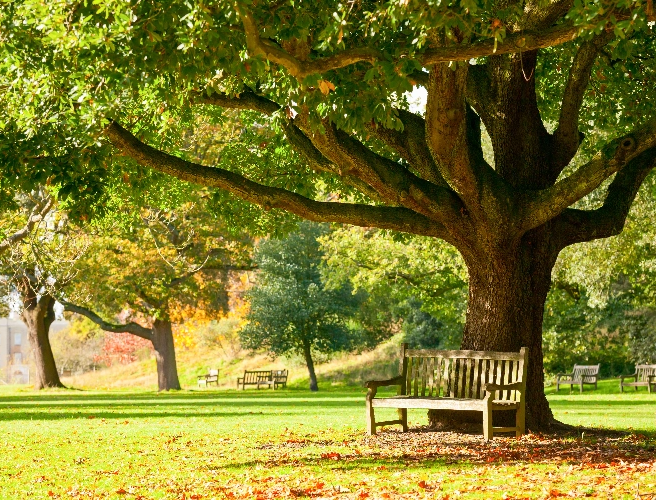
[0,384,654,499]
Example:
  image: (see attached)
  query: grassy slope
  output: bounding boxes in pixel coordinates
[61,335,403,391]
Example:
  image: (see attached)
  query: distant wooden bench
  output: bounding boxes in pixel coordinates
[620,365,656,393]
[197,369,218,388]
[256,369,288,389]
[556,364,600,393]
[365,344,527,441]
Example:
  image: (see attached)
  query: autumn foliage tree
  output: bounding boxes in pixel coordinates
[62,201,252,391]
[3,0,656,426]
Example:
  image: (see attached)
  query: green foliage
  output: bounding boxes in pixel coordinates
[2,0,653,223]
[321,226,466,342]
[401,297,458,350]
[542,287,635,378]
[240,222,363,360]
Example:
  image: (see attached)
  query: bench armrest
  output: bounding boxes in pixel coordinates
[483,382,524,393]
[365,375,404,389]
[197,375,208,380]
[620,374,636,382]
[555,372,573,381]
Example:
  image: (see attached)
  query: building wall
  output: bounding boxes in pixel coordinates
[0,316,69,383]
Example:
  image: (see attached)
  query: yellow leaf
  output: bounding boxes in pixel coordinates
[318,80,335,95]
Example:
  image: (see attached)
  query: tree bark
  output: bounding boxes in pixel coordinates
[151,318,181,391]
[303,341,318,392]
[428,225,558,430]
[21,287,64,390]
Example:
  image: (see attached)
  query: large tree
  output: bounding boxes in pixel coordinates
[3,0,656,427]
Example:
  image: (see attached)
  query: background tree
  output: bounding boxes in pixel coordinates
[240,222,363,391]
[0,191,87,389]
[3,0,656,427]
[63,200,252,391]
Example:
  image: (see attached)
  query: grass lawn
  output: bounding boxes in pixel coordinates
[1,379,655,499]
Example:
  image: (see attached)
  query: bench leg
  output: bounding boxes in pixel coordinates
[366,400,376,435]
[516,403,526,438]
[483,407,493,442]
[579,381,583,394]
[398,409,408,432]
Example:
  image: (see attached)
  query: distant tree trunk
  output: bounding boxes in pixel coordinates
[302,340,318,391]
[20,281,64,390]
[151,318,181,391]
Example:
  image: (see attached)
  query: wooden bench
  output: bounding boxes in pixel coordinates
[238,370,274,390]
[620,365,656,393]
[365,344,527,441]
[197,369,219,387]
[556,364,600,393]
[256,369,288,389]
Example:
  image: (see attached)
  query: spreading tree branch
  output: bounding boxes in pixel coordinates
[237,7,381,80]
[0,197,54,254]
[553,147,656,248]
[552,31,614,170]
[521,121,656,231]
[237,6,580,80]
[105,122,450,239]
[368,109,446,187]
[61,300,153,340]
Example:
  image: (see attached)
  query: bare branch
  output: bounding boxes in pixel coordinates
[552,31,614,169]
[303,120,466,224]
[369,109,446,187]
[105,121,450,239]
[193,88,280,115]
[520,121,656,232]
[422,24,580,65]
[0,196,54,254]
[61,300,153,340]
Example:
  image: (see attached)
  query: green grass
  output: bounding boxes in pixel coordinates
[1,380,655,499]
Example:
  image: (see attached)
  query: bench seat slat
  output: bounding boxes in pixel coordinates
[372,396,520,411]
[372,396,487,411]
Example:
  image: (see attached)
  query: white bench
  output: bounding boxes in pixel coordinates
[197,369,218,387]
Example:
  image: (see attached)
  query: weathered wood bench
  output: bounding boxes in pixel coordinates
[197,369,219,388]
[237,370,273,389]
[556,364,600,393]
[256,369,288,389]
[365,344,527,441]
[620,364,656,393]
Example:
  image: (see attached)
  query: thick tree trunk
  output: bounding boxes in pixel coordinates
[21,290,64,390]
[151,319,181,391]
[303,341,318,391]
[429,228,558,431]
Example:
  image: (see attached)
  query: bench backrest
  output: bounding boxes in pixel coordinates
[243,370,272,383]
[272,369,288,382]
[208,369,219,377]
[400,345,527,402]
[572,364,600,382]
[636,364,656,381]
